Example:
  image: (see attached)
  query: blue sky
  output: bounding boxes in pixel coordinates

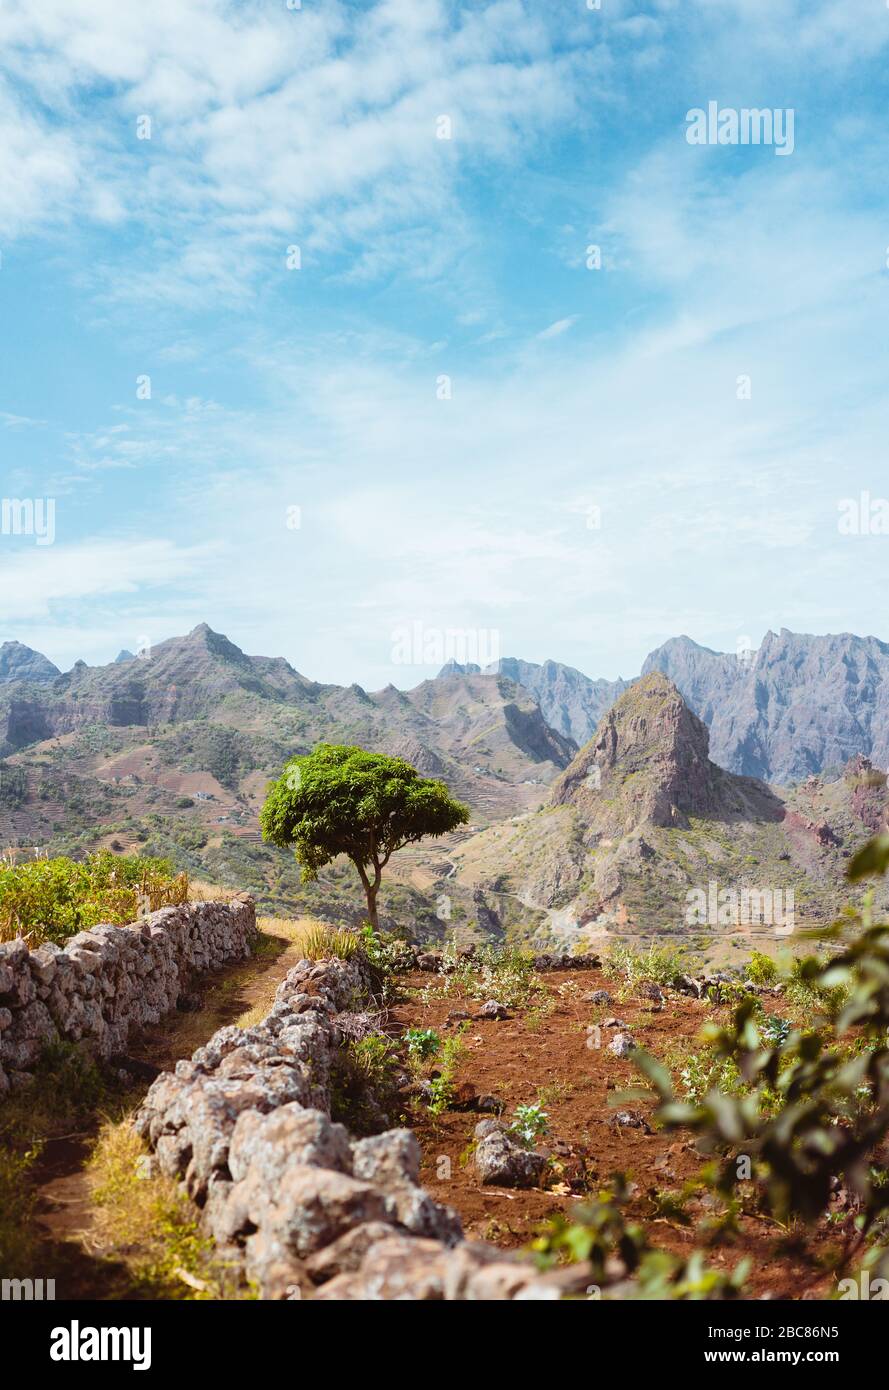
[2,0,889,689]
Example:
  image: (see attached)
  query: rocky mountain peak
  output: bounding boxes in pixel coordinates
[179,623,249,665]
[0,640,60,684]
[594,670,712,771]
[552,672,748,831]
[438,659,481,676]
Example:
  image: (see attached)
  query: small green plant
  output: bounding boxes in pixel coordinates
[604,942,699,988]
[426,1028,468,1117]
[300,924,361,961]
[509,1103,549,1147]
[759,1012,790,1045]
[349,1033,397,1085]
[330,1033,401,1134]
[402,1027,442,1064]
[678,1048,744,1104]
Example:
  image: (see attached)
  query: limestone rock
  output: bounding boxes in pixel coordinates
[474,1124,547,1188]
[607,1032,636,1059]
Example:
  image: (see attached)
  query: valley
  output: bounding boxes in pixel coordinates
[2,623,888,963]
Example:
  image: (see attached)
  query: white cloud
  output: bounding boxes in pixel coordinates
[0,82,83,238]
[0,537,217,620]
[536,316,579,340]
[0,0,594,300]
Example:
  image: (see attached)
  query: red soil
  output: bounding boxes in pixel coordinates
[392,968,847,1299]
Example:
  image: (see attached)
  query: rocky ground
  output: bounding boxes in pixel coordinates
[8,919,873,1302]
[391,962,843,1299]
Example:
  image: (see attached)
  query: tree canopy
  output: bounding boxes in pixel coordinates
[260,743,470,930]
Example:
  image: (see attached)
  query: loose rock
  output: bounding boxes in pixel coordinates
[474,1124,547,1188]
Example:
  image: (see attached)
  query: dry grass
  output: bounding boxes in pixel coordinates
[87,1118,245,1299]
[232,915,344,1028]
[0,1143,39,1273]
[187,879,241,903]
[254,913,317,943]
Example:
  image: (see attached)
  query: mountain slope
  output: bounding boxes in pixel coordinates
[0,627,576,883]
[644,629,889,782]
[408,672,575,772]
[444,675,887,950]
[0,623,324,754]
[485,657,632,745]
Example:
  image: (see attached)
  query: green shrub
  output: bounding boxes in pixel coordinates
[784,953,848,1015]
[440,942,538,1009]
[360,922,414,974]
[604,941,699,987]
[427,1029,468,1117]
[0,851,188,945]
[744,949,778,985]
[402,1027,442,1063]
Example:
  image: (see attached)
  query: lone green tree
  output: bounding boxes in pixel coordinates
[260,744,470,933]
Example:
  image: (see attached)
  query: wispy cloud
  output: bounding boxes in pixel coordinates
[536,316,579,340]
[0,0,599,303]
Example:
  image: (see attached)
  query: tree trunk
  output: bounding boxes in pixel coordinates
[364,883,380,933]
[354,856,382,934]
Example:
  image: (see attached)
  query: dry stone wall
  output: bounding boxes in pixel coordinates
[0,897,257,1095]
[135,950,589,1301]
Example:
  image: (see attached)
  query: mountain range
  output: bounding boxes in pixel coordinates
[443,628,889,784]
[1,623,887,950]
[0,624,574,938]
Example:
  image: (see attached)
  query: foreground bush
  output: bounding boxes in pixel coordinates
[0,850,188,946]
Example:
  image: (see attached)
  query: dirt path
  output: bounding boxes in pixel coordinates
[30,916,320,1298]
